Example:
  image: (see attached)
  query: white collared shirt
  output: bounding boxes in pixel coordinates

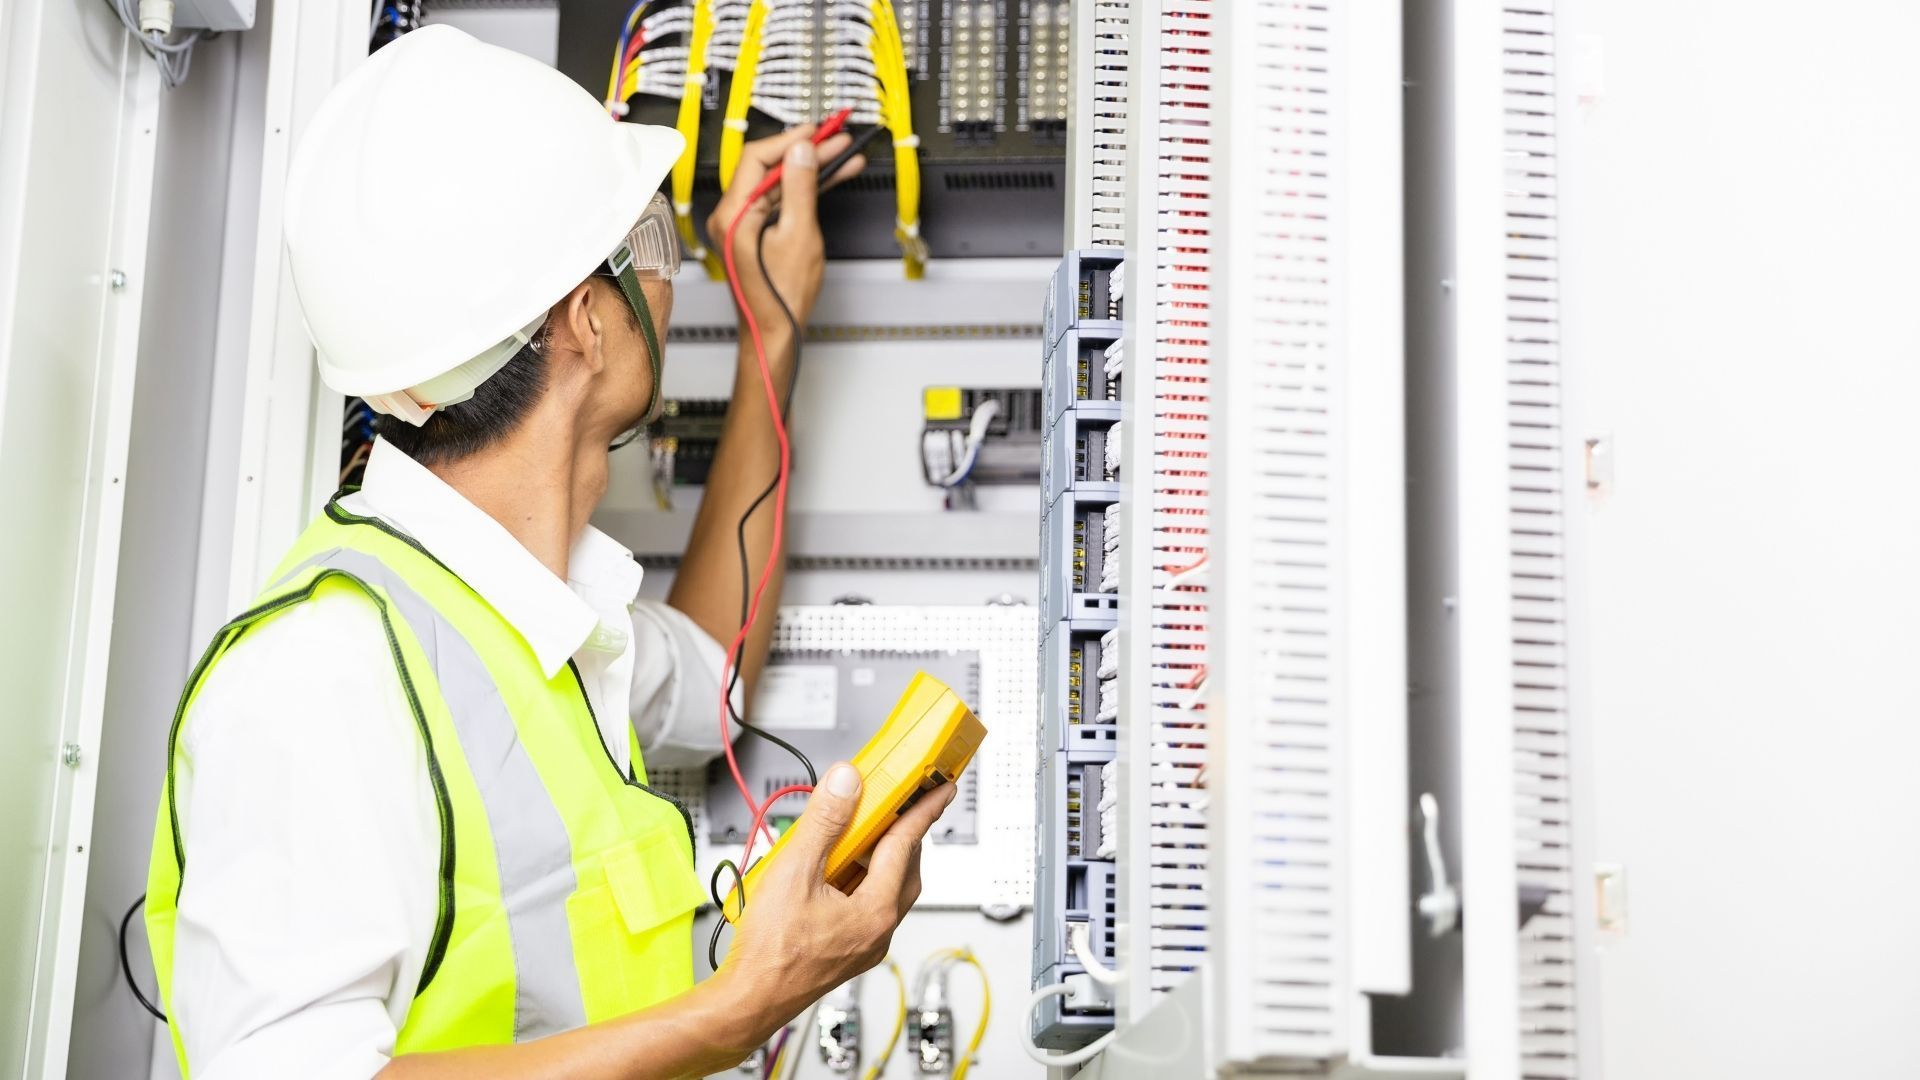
[167,439,728,1080]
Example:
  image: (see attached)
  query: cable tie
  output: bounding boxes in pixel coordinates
[683,71,708,88]
[724,117,750,131]
[893,133,921,149]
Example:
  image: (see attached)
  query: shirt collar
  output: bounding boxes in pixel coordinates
[354,437,642,678]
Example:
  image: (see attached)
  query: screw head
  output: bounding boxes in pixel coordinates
[109,270,127,291]
[62,743,82,767]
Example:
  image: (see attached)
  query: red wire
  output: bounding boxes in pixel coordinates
[740,783,813,875]
[715,162,797,846]
[714,114,850,855]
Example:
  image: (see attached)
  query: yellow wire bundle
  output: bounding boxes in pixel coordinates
[603,3,647,108]
[869,0,925,278]
[672,0,726,279]
[717,0,770,189]
[712,0,923,279]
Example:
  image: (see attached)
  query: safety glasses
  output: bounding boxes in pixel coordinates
[594,191,675,423]
[607,191,680,281]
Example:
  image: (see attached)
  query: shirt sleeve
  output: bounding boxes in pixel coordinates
[170,594,439,1080]
[627,599,744,769]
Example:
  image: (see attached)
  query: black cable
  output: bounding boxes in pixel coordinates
[721,209,817,789]
[706,210,823,973]
[707,858,745,972]
[119,894,166,1022]
[709,138,878,968]
[820,124,887,184]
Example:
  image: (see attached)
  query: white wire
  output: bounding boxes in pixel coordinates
[1020,984,1118,1069]
[1068,923,1124,987]
[939,399,1001,487]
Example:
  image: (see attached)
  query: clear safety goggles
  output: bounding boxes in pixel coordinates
[607,192,680,280]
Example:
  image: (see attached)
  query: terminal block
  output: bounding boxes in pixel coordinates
[1033,251,1127,1050]
[1040,621,1118,758]
[1043,249,1126,350]
[1040,490,1121,629]
[1040,401,1122,506]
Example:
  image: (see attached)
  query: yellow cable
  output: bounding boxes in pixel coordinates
[606,1,656,110]
[863,958,908,1080]
[672,0,725,279]
[718,0,769,190]
[869,0,925,278]
[947,950,991,1080]
[621,56,641,103]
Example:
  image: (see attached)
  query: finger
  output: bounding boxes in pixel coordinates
[728,124,816,207]
[820,153,867,194]
[777,139,821,231]
[896,842,924,918]
[784,762,863,881]
[760,133,851,210]
[853,783,956,908]
[813,131,853,166]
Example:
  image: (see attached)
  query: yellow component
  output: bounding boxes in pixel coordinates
[719,0,770,190]
[870,0,925,278]
[862,958,908,1080]
[725,673,987,921]
[923,385,964,421]
[672,0,725,279]
[947,950,992,1080]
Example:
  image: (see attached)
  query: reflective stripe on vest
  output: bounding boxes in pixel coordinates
[275,547,587,1037]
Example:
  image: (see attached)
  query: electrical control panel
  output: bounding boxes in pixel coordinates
[1030,249,1124,1048]
[555,0,1068,261]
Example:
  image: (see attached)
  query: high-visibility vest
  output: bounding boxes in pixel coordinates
[146,498,708,1073]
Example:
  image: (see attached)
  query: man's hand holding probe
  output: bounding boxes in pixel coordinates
[378,128,959,1079]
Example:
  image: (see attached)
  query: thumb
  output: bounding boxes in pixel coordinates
[788,762,861,878]
[777,138,820,233]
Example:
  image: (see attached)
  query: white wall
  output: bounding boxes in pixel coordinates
[1558,2,1920,1076]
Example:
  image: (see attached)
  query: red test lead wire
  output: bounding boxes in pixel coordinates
[713,112,851,851]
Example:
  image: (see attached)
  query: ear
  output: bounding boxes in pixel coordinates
[549,281,606,375]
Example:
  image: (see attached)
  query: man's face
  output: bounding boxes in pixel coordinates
[596,276,673,431]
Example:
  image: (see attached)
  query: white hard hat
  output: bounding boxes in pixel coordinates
[283,25,684,421]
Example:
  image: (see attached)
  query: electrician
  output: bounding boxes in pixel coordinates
[143,26,954,1080]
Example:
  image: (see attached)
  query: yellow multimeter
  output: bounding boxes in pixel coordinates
[724,672,987,921]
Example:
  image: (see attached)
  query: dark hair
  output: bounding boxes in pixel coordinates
[373,323,552,466]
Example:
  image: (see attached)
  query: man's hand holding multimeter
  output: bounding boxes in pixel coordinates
[710,754,956,1041]
[706,674,985,1050]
